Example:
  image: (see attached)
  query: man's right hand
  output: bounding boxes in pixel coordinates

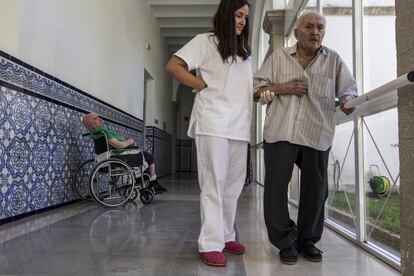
[278,80,307,96]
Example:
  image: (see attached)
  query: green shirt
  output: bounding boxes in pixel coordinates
[90,127,127,142]
[90,127,127,152]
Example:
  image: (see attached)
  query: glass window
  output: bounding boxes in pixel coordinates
[363,0,396,92]
[363,108,400,258]
[286,30,296,47]
[258,20,270,67]
[322,0,354,72]
[326,120,357,234]
[306,0,317,9]
[255,2,272,186]
[257,15,269,146]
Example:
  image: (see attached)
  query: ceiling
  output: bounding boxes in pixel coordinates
[148,0,220,53]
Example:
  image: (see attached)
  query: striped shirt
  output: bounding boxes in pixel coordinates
[254,44,358,151]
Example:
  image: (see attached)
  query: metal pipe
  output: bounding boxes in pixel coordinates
[344,71,414,109]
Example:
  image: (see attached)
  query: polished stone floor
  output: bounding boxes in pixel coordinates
[0,173,400,275]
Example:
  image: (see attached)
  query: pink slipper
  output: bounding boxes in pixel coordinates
[199,251,227,266]
[223,241,246,254]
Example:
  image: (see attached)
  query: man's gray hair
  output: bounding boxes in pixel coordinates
[82,112,98,131]
[294,10,326,29]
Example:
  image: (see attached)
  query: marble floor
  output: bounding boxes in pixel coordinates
[0,173,400,275]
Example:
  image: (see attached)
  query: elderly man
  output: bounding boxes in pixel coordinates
[253,11,357,265]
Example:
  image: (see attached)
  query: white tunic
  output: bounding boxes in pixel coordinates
[174,33,253,142]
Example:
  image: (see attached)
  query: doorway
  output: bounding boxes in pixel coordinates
[143,69,154,151]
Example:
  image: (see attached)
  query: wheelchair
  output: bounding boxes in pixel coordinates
[72,132,155,207]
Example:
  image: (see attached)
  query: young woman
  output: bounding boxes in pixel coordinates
[165,0,252,267]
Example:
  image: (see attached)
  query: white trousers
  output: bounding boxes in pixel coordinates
[195,135,248,252]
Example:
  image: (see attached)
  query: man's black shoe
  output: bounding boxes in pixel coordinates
[147,182,156,194]
[149,180,167,194]
[301,244,323,262]
[156,184,167,193]
[279,245,298,265]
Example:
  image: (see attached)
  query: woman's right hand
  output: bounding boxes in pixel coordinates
[192,77,208,93]
[166,56,207,93]
[259,90,275,105]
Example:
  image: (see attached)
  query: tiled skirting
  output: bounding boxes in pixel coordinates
[0,50,171,221]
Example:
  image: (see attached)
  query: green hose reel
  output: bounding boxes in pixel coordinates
[368,165,390,198]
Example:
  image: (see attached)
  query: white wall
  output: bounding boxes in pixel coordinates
[0,0,172,133]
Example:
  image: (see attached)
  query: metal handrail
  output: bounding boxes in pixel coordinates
[344,71,414,109]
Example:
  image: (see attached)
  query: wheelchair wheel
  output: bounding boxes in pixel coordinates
[89,158,136,207]
[72,159,94,201]
[125,186,138,201]
[140,189,154,205]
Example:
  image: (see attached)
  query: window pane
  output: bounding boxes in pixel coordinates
[256,147,265,185]
[286,31,296,47]
[322,0,354,71]
[288,166,300,204]
[326,121,357,234]
[323,3,357,235]
[363,108,400,258]
[306,0,317,9]
[363,0,396,92]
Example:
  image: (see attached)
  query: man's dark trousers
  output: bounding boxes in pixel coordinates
[263,141,330,250]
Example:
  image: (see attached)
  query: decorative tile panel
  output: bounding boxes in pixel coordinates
[4,180,29,217]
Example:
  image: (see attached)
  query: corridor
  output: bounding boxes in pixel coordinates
[0,173,399,276]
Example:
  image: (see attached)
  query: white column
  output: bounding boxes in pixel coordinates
[262,9,286,59]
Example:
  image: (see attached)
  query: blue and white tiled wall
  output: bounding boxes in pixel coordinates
[0,50,171,222]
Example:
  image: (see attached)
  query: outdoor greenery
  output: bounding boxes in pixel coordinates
[328,191,400,234]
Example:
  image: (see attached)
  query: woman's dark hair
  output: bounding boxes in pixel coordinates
[213,0,251,62]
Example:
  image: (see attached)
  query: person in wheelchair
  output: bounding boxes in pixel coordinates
[82,112,167,194]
